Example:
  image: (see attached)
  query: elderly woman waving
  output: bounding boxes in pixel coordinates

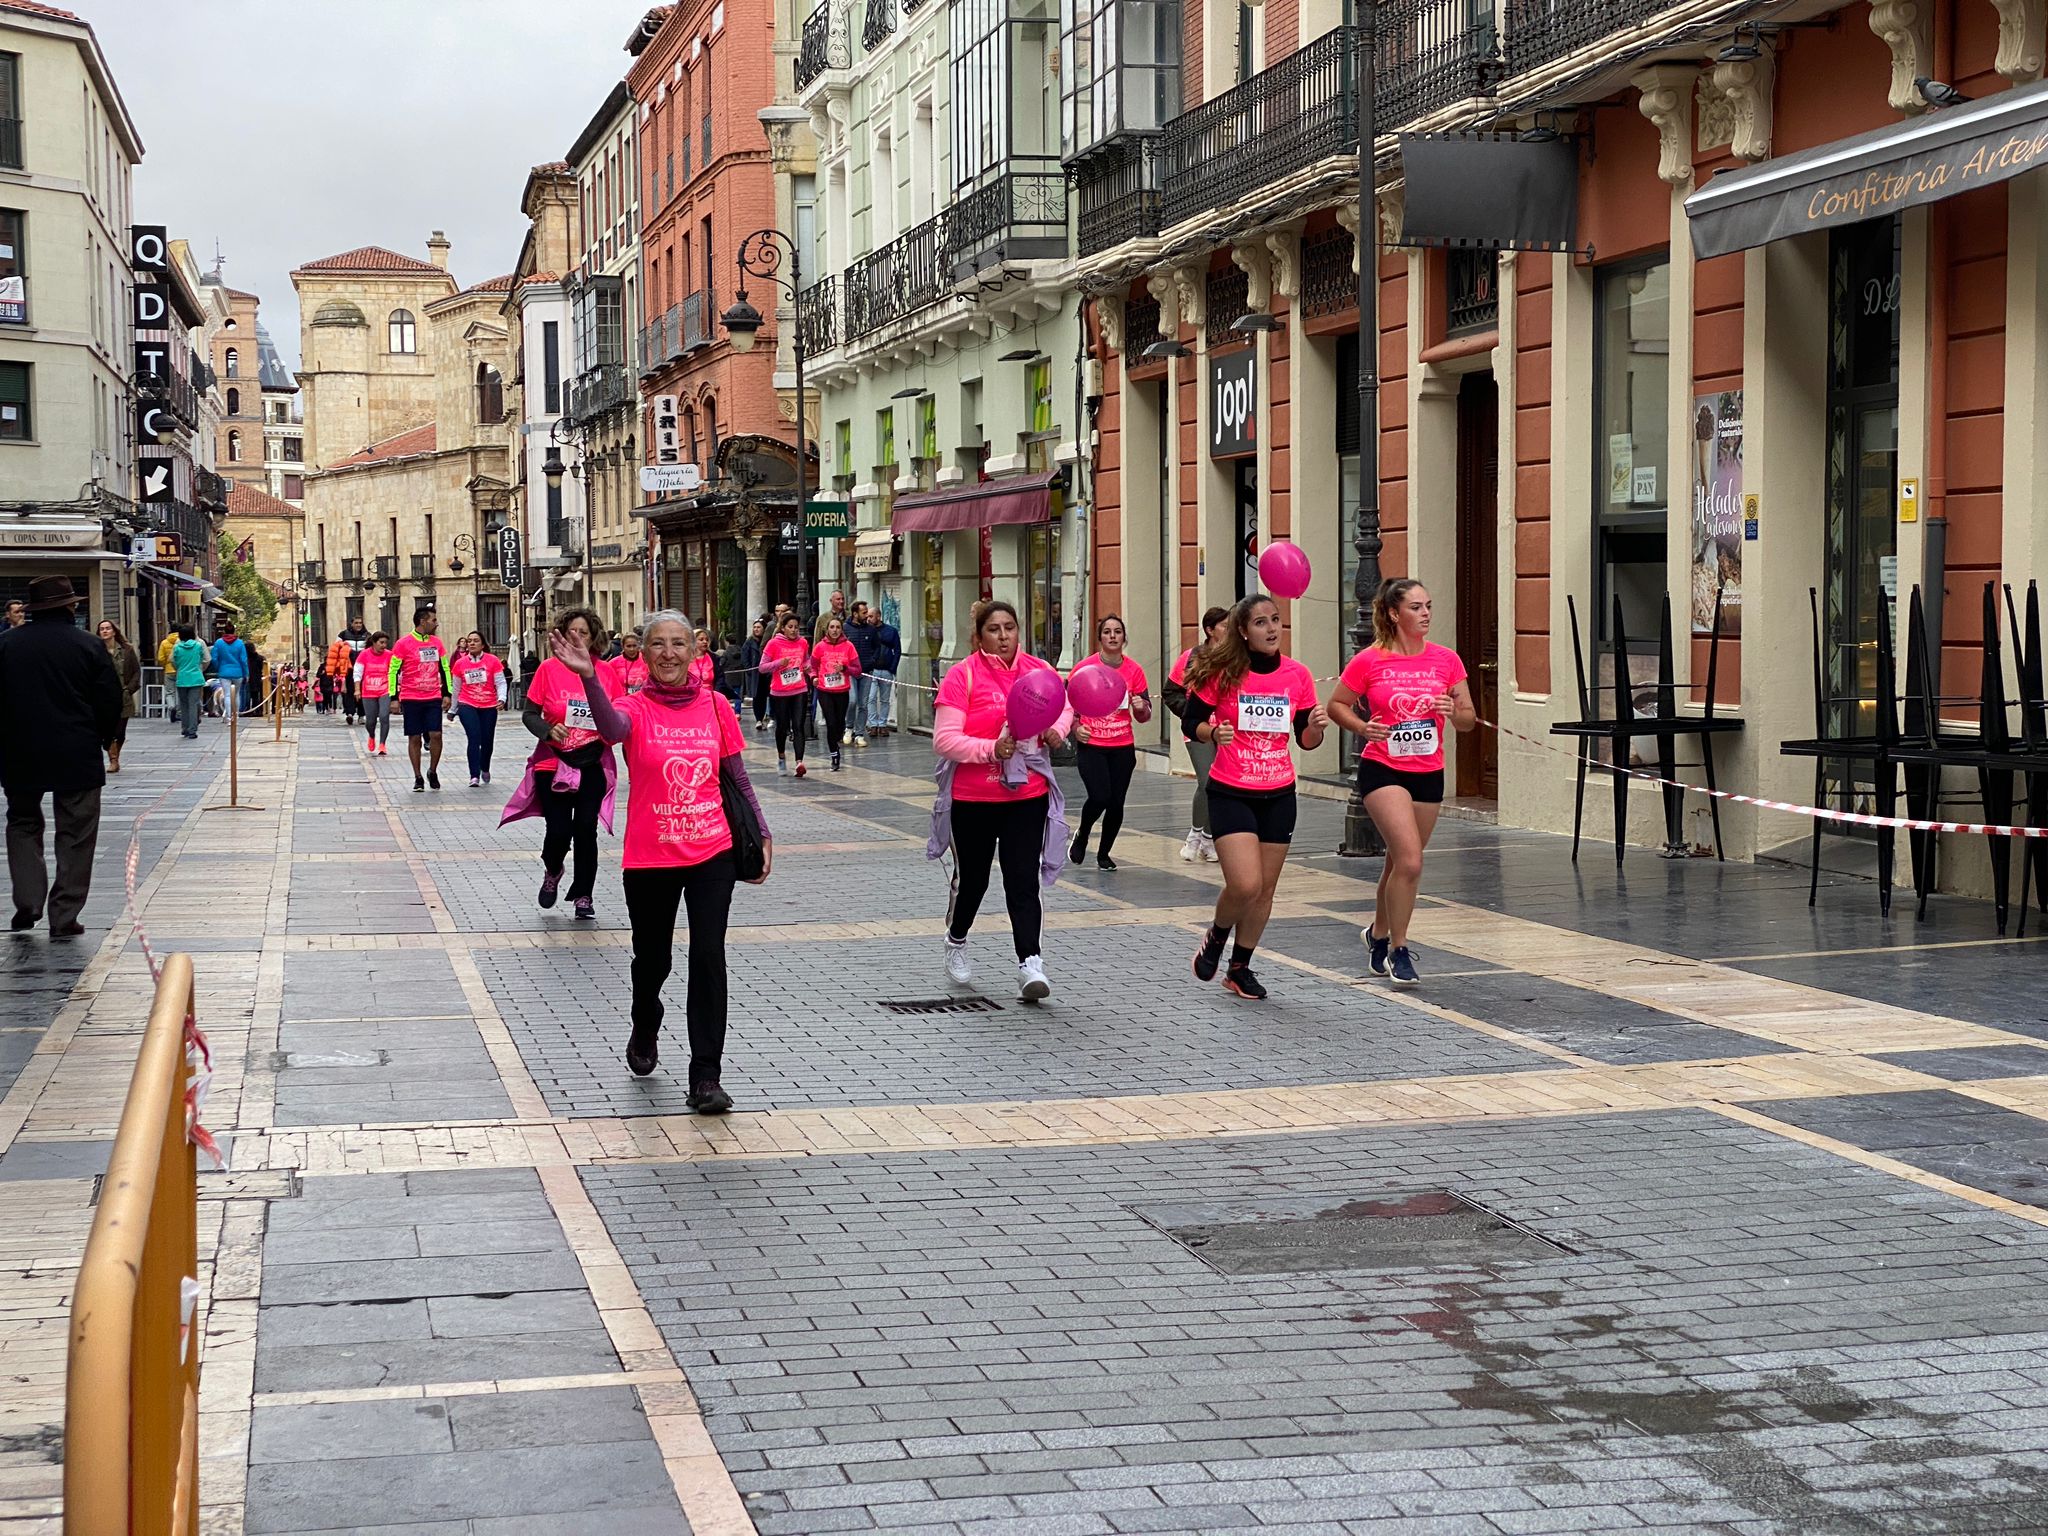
[550,609,771,1112]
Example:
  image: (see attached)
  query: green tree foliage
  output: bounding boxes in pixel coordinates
[217,536,278,630]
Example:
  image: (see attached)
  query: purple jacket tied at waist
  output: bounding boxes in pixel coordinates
[499,744,617,834]
[927,746,1068,888]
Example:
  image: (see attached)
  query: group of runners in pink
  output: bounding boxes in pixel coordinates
[345,577,1473,1114]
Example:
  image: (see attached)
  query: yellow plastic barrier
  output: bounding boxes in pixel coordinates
[64,952,201,1535]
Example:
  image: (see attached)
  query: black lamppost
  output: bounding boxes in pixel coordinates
[1340,4,1386,858]
[719,229,811,625]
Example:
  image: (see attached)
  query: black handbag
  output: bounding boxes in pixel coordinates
[720,762,767,881]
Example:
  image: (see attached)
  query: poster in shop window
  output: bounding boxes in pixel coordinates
[1690,390,1743,636]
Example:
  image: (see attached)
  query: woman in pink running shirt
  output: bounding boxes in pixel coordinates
[452,631,506,786]
[1066,615,1151,870]
[509,608,622,921]
[607,629,650,695]
[1181,594,1329,1002]
[1326,578,1475,989]
[759,615,811,777]
[352,632,394,754]
[551,610,770,1108]
[808,616,862,772]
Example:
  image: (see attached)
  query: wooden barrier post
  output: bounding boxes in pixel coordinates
[64,953,201,1535]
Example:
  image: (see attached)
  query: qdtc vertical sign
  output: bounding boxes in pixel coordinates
[1208,349,1256,458]
[130,225,176,500]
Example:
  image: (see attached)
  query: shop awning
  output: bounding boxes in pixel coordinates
[852,529,897,573]
[1398,133,1581,251]
[1687,80,2048,259]
[890,472,1058,535]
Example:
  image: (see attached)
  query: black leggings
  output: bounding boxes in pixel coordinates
[1073,744,1136,858]
[770,693,807,761]
[820,691,850,754]
[623,854,737,1082]
[535,765,606,901]
[948,796,1048,961]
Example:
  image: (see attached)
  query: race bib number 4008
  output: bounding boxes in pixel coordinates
[1236,691,1291,734]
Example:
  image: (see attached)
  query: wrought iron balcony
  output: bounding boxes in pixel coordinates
[1204,268,1249,347]
[1301,225,1358,320]
[862,0,896,52]
[1503,0,1662,77]
[681,289,712,352]
[340,557,364,584]
[1159,28,1361,229]
[797,2,849,89]
[1379,0,1499,127]
[945,168,1068,278]
[151,500,214,558]
[0,117,19,172]
[845,211,951,335]
[298,560,327,587]
[1074,134,1163,257]
[796,277,840,356]
[638,308,683,377]
[564,363,634,428]
[409,554,437,583]
[195,467,231,511]
[371,555,399,582]
[1124,297,1162,360]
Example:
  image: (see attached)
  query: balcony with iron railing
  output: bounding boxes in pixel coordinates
[1074,134,1164,257]
[371,555,399,582]
[340,557,364,584]
[797,277,840,356]
[862,0,897,51]
[1502,0,1663,77]
[681,289,713,352]
[298,560,327,587]
[1380,0,1498,126]
[639,308,683,376]
[151,501,213,556]
[846,210,952,335]
[797,1,850,90]
[409,554,437,583]
[195,467,231,511]
[945,166,1069,278]
[0,117,19,172]
[564,362,633,427]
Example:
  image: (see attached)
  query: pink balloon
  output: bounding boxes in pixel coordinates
[1005,667,1068,739]
[1067,663,1127,718]
[1259,540,1313,600]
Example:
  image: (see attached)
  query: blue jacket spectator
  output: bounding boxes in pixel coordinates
[849,615,881,671]
[870,619,902,673]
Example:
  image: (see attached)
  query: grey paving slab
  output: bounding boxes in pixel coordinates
[249,1397,454,1463]
[254,1330,623,1393]
[444,1386,653,1450]
[1872,1043,2048,1080]
[261,1251,588,1306]
[0,1138,111,1181]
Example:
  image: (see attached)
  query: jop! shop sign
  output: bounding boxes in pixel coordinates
[1208,349,1256,459]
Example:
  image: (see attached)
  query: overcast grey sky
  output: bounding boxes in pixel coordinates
[88,0,658,370]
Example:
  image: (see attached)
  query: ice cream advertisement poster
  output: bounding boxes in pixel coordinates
[1691,390,1742,635]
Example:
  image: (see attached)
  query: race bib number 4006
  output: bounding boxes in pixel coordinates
[1236,691,1291,734]
[1387,718,1439,758]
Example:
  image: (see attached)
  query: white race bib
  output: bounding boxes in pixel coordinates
[1237,691,1291,734]
[562,696,596,733]
[1387,719,1439,759]
[779,665,803,688]
[462,667,488,686]
[825,669,846,688]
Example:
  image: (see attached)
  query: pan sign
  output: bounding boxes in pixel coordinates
[1209,349,1256,459]
[497,524,522,588]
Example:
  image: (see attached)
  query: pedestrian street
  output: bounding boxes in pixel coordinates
[8,716,2048,1534]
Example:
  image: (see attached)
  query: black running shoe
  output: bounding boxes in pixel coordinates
[687,1079,733,1114]
[626,1025,659,1077]
[1192,925,1227,982]
[1390,946,1421,988]
[427,771,440,790]
[1364,927,1391,978]
[1096,854,1118,871]
[413,777,426,793]
[1069,836,1086,866]
[537,868,561,909]
[1222,964,1268,1001]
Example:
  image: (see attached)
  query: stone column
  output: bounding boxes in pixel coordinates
[740,536,769,626]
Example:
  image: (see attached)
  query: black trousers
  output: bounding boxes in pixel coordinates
[820,691,850,754]
[948,796,1047,961]
[6,785,100,930]
[534,765,605,901]
[623,853,737,1082]
[770,693,806,760]
[752,674,770,722]
[1073,744,1137,858]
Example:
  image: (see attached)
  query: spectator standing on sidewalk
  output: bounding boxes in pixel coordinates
[337,616,372,725]
[741,618,768,731]
[95,620,141,773]
[847,603,879,748]
[867,606,901,738]
[0,576,121,939]
[170,625,207,739]
[4,599,23,628]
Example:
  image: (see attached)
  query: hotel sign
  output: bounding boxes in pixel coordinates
[1688,80,2048,259]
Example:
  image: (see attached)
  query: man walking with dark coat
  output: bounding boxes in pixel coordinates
[0,576,121,938]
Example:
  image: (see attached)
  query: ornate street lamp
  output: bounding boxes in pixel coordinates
[719,228,812,624]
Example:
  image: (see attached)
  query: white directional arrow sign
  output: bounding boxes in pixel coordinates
[142,464,171,502]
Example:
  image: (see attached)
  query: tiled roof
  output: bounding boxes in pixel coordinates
[520,271,561,286]
[225,287,261,301]
[532,161,570,174]
[293,245,446,276]
[467,274,517,293]
[0,2,83,21]
[330,423,437,468]
[226,482,300,520]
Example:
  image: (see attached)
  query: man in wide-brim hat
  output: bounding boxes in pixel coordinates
[0,575,121,939]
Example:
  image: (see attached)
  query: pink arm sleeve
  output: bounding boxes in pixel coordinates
[933,704,997,764]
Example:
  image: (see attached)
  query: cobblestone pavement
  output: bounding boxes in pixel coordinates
[8,715,2048,1533]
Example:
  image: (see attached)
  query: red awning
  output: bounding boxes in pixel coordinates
[890,472,1058,535]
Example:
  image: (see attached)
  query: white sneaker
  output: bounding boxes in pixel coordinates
[853,734,868,748]
[1018,955,1051,1001]
[1198,832,1218,863]
[777,757,789,777]
[944,938,973,987]
[1179,829,1201,863]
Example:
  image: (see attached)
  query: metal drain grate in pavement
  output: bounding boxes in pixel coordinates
[1132,1191,1572,1276]
[878,996,1004,1016]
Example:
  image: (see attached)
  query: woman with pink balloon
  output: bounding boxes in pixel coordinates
[1163,605,1233,862]
[1182,548,1328,1002]
[1066,615,1152,870]
[1324,577,1476,988]
[928,599,1073,1001]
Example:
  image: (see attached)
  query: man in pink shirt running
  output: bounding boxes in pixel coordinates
[387,606,454,791]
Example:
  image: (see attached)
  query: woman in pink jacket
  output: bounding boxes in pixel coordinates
[808,615,862,771]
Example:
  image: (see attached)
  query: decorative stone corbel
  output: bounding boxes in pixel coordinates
[1334,204,1362,274]
[1147,270,1182,340]
[1377,180,1406,247]
[1707,51,1774,160]
[1993,0,2046,80]
[1230,240,1274,312]
[1097,294,1127,354]
[1173,265,1206,333]
[1632,65,1697,183]
[1263,223,1303,302]
[1869,0,1936,112]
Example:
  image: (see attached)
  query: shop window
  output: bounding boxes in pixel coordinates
[917,395,938,465]
[1027,360,1054,434]
[1335,330,1363,659]
[0,358,27,438]
[877,407,897,473]
[1593,258,1670,648]
[835,419,853,486]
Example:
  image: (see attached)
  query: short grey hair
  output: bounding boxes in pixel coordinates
[639,609,696,643]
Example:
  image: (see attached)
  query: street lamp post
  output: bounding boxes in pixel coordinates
[540,421,591,615]
[718,229,810,626]
[1340,4,1387,859]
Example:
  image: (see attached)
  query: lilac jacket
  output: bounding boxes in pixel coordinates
[927,744,1069,888]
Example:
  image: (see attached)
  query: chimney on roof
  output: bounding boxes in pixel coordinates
[427,231,451,270]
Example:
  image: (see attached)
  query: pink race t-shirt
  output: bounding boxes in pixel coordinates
[527,657,622,756]
[1070,654,1147,748]
[935,652,1059,802]
[453,651,504,709]
[761,636,810,696]
[812,639,860,692]
[1195,656,1320,792]
[607,654,650,694]
[355,652,393,699]
[1168,647,1194,687]
[1342,642,1467,774]
[388,633,449,701]
[618,689,747,869]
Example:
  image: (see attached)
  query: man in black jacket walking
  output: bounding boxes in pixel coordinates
[0,576,121,938]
